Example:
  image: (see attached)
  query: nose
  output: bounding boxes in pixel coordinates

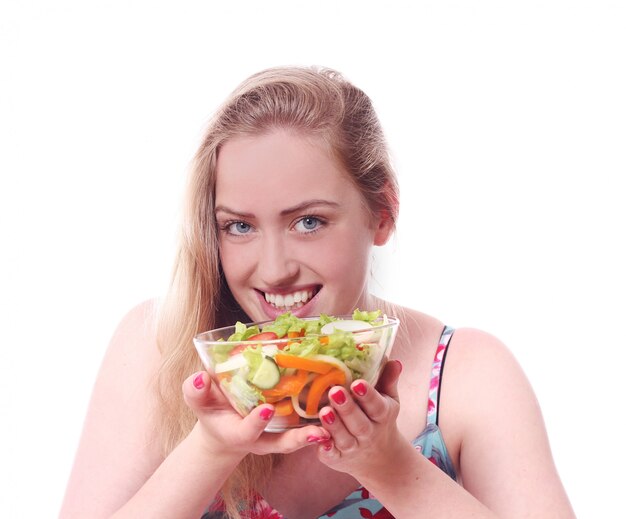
[257,232,299,287]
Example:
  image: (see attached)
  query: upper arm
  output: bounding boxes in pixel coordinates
[441,328,575,518]
[60,301,165,517]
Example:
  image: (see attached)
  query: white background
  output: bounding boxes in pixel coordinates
[1,2,624,517]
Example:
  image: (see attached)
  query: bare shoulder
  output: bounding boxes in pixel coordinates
[107,299,161,363]
[93,299,163,399]
[96,299,163,405]
[443,327,539,429]
[441,327,575,517]
[60,300,164,517]
[445,327,527,389]
[441,327,539,446]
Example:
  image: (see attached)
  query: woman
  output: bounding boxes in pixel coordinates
[61,66,575,518]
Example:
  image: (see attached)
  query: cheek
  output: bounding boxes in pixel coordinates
[219,242,251,285]
[311,229,373,284]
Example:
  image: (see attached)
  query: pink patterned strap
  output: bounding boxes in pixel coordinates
[426,326,455,426]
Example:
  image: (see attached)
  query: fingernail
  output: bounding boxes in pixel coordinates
[395,360,403,373]
[352,381,367,396]
[330,389,346,405]
[322,410,335,425]
[321,440,333,451]
[307,435,323,443]
[193,373,205,389]
[260,407,274,421]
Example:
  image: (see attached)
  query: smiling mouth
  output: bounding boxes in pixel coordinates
[262,286,320,312]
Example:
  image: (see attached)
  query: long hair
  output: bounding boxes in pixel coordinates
[155,66,399,517]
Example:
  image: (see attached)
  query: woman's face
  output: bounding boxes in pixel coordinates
[214,129,391,322]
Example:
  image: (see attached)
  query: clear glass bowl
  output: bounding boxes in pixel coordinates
[193,315,400,432]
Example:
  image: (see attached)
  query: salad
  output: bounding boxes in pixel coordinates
[197,309,398,424]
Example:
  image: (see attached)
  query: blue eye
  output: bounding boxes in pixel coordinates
[227,221,252,235]
[294,216,323,233]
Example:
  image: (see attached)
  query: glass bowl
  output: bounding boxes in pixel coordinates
[193,314,400,432]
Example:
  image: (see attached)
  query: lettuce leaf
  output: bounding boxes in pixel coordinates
[221,374,264,414]
[352,308,381,323]
[221,310,381,379]
[227,322,261,342]
[242,345,264,381]
[283,336,322,357]
[211,341,235,363]
[261,312,307,337]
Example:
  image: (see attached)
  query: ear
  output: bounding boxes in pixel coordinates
[373,210,395,246]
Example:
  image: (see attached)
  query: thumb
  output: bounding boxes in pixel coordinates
[183,371,275,446]
[183,371,230,412]
[240,404,276,441]
[375,360,402,401]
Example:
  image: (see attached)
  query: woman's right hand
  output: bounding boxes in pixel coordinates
[183,371,329,458]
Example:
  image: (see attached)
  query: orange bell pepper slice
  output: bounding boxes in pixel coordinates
[274,354,335,374]
[261,369,309,400]
[305,368,346,416]
[273,398,295,416]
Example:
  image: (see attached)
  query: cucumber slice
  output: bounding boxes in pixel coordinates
[249,356,280,389]
[214,345,279,374]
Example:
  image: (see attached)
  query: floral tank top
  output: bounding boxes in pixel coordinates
[203,326,457,519]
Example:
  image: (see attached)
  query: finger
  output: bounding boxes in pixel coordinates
[319,405,358,452]
[182,371,230,412]
[252,424,330,454]
[316,438,339,464]
[374,359,402,401]
[348,379,393,424]
[235,404,277,443]
[328,386,373,440]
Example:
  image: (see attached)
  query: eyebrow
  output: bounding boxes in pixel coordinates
[214,199,341,218]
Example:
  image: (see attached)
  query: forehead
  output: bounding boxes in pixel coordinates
[215,129,359,207]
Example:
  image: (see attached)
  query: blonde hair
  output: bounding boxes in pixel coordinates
[155,66,399,517]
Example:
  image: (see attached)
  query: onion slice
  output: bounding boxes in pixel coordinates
[308,354,353,385]
[320,319,375,344]
[291,394,319,419]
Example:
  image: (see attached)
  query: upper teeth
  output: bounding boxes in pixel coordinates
[265,289,314,310]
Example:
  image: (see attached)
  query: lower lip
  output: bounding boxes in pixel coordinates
[256,290,320,319]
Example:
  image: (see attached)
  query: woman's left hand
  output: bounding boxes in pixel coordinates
[316,360,407,477]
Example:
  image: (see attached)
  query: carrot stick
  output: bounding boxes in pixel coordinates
[305,368,346,415]
[274,354,335,374]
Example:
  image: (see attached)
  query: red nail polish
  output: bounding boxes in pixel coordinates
[352,381,367,396]
[193,373,205,389]
[330,389,346,405]
[307,435,321,443]
[322,440,333,451]
[260,407,274,421]
[322,410,335,425]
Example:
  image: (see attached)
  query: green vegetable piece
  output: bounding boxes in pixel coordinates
[352,309,381,323]
[249,356,280,389]
[227,322,261,342]
[221,375,264,415]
